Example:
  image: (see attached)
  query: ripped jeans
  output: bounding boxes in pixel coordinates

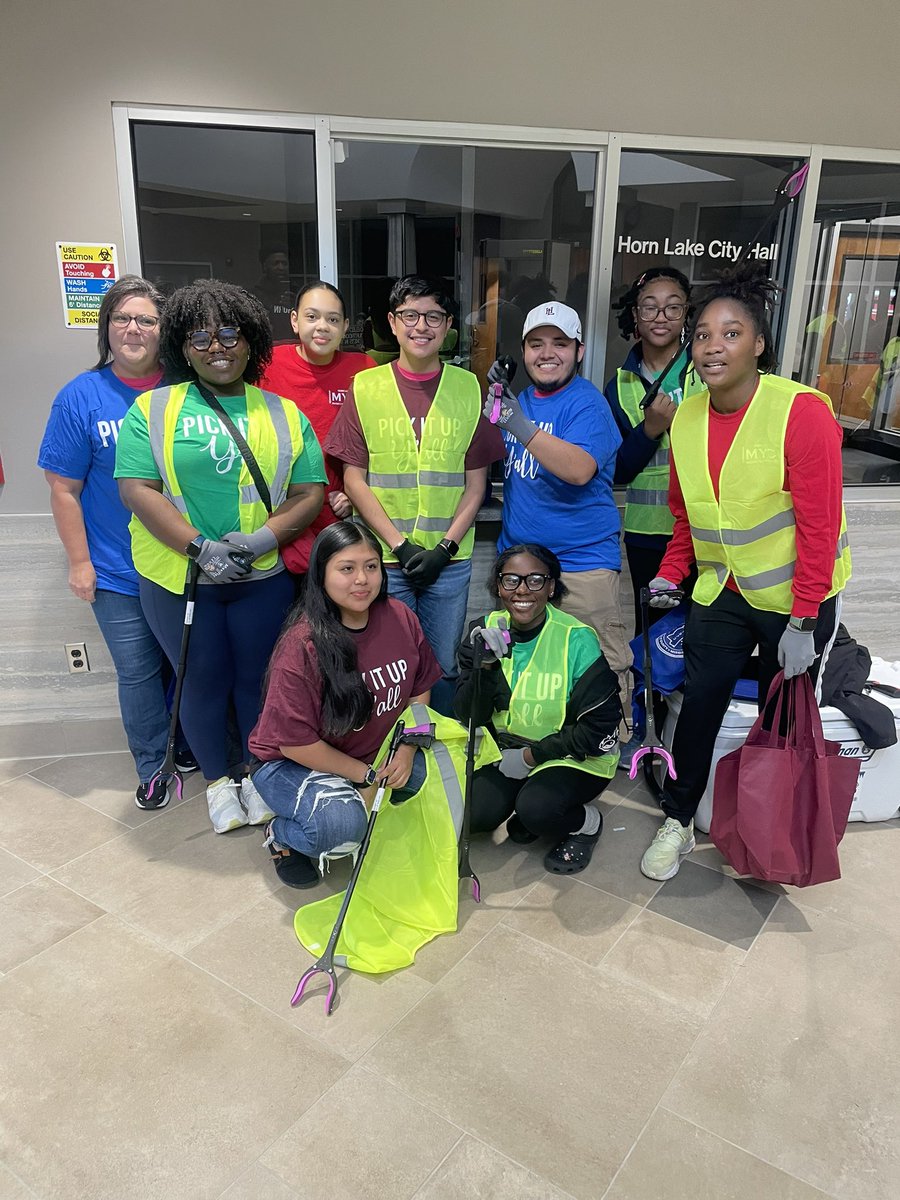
[251,752,427,864]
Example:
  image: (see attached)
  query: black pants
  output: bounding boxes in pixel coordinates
[470,764,610,840]
[662,589,839,826]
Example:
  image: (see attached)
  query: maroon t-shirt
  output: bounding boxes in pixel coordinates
[324,361,505,470]
[249,597,442,764]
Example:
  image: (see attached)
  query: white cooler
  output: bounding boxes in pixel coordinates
[659,657,900,834]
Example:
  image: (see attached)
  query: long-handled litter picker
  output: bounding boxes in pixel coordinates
[629,586,683,786]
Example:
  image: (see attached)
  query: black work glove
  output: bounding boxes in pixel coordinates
[403,543,453,588]
[392,539,419,569]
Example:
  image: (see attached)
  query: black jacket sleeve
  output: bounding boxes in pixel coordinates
[454,618,511,727]
[604,376,664,486]
[529,655,623,765]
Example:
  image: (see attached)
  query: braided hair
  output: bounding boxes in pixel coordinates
[690,267,780,374]
[614,267,692,341]
[159,279,273,386]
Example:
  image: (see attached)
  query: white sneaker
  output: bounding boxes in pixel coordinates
[207,776,249,834]
[640,817,695,881]
[241,775,274,825]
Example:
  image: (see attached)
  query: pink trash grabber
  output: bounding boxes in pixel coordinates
[629,586,683,784]
[487,355,516,424]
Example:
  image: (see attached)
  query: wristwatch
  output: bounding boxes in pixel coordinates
[184,535,205,560]
[438,537,459,558]
[788,615,817,633]
[358,765,378,787]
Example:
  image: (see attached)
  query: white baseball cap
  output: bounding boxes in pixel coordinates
[522,301,582,343]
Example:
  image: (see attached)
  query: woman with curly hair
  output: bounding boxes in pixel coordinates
[640,269,851,882]
[115,279,327,832]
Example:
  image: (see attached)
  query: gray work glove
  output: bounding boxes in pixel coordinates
[222,526,278,562]
[648,576,681,609]
[195,539,253,583]
[470,618,511,663]
[498,747,531,780]
[778,626,817,679]
[483,384,538,445]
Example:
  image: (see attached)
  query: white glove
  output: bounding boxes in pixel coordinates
[498,747,531,779]
[778,626,816,679]
[648,577,680,609]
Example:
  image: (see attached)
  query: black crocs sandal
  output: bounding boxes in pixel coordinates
[544,821,603,875]
[506,814,539,844]
[265,824,320,889]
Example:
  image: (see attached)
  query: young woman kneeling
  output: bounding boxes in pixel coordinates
[248,521,442,888]
[455,544,623,874]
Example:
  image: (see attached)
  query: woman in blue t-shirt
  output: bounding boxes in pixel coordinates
[38,275,192,811]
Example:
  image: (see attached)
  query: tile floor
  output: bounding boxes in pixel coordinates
[0,750,897,1200]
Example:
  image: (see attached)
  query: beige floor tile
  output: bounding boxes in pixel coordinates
[501,876,641,968]
[0,774,127,872]
[577,800,664,906]
[188,895,433,1062]
[52,795,286,954]
[0,757,59,786]
[218,1162,300,1199]
[364,924,700,1199]
[0,1163,38,1199]
[262,1066,460,1199]
[414,1136,573,1199]
[0,916,346,1200]
[0,876,104,972]
[690,833,786,895]
[606,1109,833,1200]
[30,752,157,827]
[0,849,40,899]
[663,901,900,1200]
[599,909,745,1019]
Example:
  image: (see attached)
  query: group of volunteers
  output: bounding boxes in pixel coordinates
[39,254,849,893]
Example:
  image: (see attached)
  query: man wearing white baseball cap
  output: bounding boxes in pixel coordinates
[487,301,631,701]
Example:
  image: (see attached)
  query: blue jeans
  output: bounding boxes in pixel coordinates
[253,750,426,860]
[386,559,472,715]
[91,589,170,783]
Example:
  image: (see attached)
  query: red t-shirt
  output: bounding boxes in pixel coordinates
[260,347,376,572]
[660,388,844,618]
[249,597,442,764]
[324,361,505,470]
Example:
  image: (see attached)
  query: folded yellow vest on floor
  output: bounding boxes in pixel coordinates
[293,705,500,974]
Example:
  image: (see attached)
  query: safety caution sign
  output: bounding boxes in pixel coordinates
[56,243,119,328]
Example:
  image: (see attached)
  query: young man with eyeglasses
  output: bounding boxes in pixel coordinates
[487,301,631,702]
[325,275,504,714]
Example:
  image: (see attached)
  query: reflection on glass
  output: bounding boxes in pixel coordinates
[797,161,900,485]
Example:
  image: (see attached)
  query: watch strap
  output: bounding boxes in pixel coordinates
[439,537,459,558]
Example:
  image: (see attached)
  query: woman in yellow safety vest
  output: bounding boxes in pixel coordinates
[639,269,851,884]
[455,544,623,875]
[115,280,327,834]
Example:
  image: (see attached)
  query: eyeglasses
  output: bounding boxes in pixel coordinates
[636,303,687,321]
[109,312,160,330]
[187,327,242,351]
[498,572,553,592]
[393,308,448,328]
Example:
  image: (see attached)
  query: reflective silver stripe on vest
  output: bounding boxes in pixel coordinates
[391,516,418,534]
[147,389,188,514]
[368,470,465,489]
[690,508,796,547]
[259,390,294,508]
[835,530,850,558]
[626,487,668,507]
[650,445,670,469]
[408,703,465,837]
[695,559,729,584]
[733,561,795,591]
[416,516,453,533]
[368,471,418,488]
[420,470,465,487]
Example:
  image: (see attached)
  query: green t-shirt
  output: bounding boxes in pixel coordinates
[115,384,327,541]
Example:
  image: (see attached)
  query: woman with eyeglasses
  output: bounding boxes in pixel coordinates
[38,274,196,811]
[115,279,328,833]
[455,544,622,874]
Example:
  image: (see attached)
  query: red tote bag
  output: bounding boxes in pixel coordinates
[710,672,860,887]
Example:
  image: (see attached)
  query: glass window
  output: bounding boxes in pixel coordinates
[333,141,598,386]
[131,122,318,342]
[605,149,804,382]
[795,161,900,484]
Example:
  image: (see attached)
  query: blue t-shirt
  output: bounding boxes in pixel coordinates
[38,365,152,596]
[498,375,623,572]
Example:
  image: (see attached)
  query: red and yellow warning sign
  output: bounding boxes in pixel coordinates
[56,243,119,328]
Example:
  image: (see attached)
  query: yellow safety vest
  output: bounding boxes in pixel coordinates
[293,703,501,974]
[354,364,481,563]
[671,375,852,613]
[486,606,619,779]
[617,364,705,536]
[129,382,305,594]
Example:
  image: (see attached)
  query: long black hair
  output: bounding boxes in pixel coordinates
[92,275,166,371]
[614,267,692,341]
[690,266,779,374]
[488,543,569,605]
[301,521,388,738]
[159,279,274,386]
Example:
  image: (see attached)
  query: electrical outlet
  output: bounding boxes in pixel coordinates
[65,642,90,673]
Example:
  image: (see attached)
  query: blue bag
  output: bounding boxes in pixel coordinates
[630,606,687,734]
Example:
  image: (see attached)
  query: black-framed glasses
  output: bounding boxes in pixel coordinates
[109,311,160,330]
[187,326,242,350]
[636,303,687,321]
[393,308,448,328]
[498,572,553,592]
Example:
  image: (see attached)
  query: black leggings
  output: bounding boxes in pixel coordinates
[470,764,611,840]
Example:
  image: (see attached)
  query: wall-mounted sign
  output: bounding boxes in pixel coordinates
[56,243,118,328]
[617,235,778,263]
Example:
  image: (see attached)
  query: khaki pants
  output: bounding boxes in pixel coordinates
[559,568,632,720]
